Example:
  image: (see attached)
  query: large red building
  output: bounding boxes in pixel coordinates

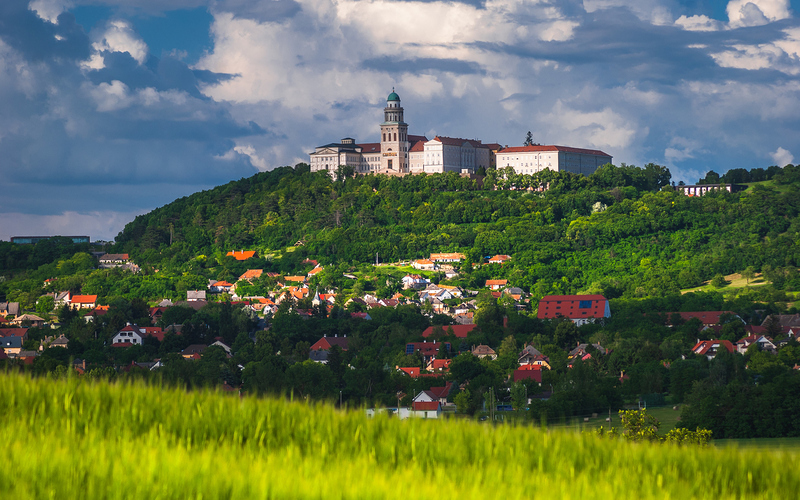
[537,295,610,325]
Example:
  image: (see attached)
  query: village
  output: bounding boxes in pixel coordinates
[2,248,798,420]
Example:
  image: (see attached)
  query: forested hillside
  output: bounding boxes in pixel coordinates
[109,162,800,299]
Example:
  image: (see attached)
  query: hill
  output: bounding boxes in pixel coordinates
[108,162,800,300]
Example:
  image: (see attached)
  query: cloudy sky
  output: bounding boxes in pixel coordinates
[1,0,799,241]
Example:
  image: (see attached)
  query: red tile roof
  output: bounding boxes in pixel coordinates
[485,279,507,286]
[226,250,256,261]
[692,340,735,356]
[71,295,98,304]
[422,324,477,338]
[311,336,350,351]
[358,143,381,153]
[498,145,611,157]
[413,401,441,411]
[239,269,264,281]
[666,311,737,326]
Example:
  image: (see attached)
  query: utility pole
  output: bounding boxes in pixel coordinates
[375,252,379,266]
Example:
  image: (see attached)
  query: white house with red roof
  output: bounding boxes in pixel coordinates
[537,295,610,326]
[68,294,98,310]
[488,255,511,264]
[485,279,507,290]
[496,145,612,176]
[419,136,493,174]
[112,324,165,346]
[736,335,776,354]
[692,339,735,360]
[412,259,437,271]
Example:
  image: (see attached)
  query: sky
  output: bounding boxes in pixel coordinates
[1,0,799,241]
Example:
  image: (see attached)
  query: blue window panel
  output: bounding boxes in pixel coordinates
[406,344,414,355]
[579,300,592,309]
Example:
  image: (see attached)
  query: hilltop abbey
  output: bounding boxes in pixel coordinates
[309,90,612,177]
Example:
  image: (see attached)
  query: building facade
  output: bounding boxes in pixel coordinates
[495,145,612,176]
[311,90,610,178]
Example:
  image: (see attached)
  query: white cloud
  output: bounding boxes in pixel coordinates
[727,0,792,28]
[710,28,800,75]
[664,137,701,163]
[92,19,149,65]
[770,146,794,165]
[582,0,673,25]
[539,100,639,150]
[675,14,724,32]
[28,0,73,23]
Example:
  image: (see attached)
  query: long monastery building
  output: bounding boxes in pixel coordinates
[309,90,611,177]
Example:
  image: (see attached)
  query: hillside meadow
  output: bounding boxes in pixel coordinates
[0,373,797,499]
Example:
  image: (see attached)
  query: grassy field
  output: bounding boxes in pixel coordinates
[1,373,799,499]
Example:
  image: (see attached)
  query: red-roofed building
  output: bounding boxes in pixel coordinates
[513,364,543,383]
[485,279,507,290]
[422,324,477,339]
[665,311,742,327]
[69,294,98,310]
[406,341,450,362]
[488,255,511,264]
[426,358,452,373]
[226,250,256,261]
[537,295,610,325]
[238,269,264,282]
[310,335,350,352]
[735,335,776,354]
[692,340,735,360]
[412,259,437,271]
[209,281,235,293]
[411,401,441,418]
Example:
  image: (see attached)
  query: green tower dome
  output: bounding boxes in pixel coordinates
[387,89,400,101]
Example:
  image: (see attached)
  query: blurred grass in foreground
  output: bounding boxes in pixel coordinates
[0,372,796,499]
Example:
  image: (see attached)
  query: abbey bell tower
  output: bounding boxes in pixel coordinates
[380,89,409,172]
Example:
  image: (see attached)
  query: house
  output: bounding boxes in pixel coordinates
[568,343,608,359]
[226,250,256,261]
[187,290,207,302]
[518,345,551,369]
[488,255,511,264]
[11,314,46,327]
[412,259,437,271]
[397,366,424,378]
[0,302,21,318]
[504,287,525,301]
[406,341,450,362]
[310,335,350,352]
[472,344,497,360]
[514,364,543,383]
[736,335,776,354]
[0,328,29,341]
[69,294,98,310]
[411,401,441,418]
[98,253,130,268]
[426,358,452,373]
[413,382,454,404]
[208,280,235,293]
[307,266,324,278]
[238,269,264,282]
[761,314,800,329]
[182,344,208,359]
[422,324,477,339]
[665,311,742,328]
[112,324,165,346]
[485,279,507,290]
[691,339,735,360]
[0,335,23,355]
[429,253,465,263]
[210,340,232,355]
[402,274,430,290]
[48,334,69,349]
[283,276,307,284]
[537,295,610,325]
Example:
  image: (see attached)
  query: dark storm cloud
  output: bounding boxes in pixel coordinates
[0,0,264,216]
